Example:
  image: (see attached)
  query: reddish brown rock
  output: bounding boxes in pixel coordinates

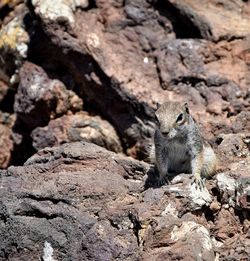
[167,0,250,41]
[0,2,29,83]
[0,142,148,260]
[0,123,13,168]
[0,142,249,260]
[31,112,122,153]
[0,80,8,103]
[217,133,250,163]
[0,0,249,259]
[24,0,249,160]
[14,62,83,129]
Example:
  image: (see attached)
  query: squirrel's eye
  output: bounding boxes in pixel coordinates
[176,113,184,123]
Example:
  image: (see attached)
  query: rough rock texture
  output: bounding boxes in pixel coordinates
[14,61,83,130]
[0,122,13,168]
[0,142,147,260]
[0,2,29,84]
[0,142,249,260]
[0,0,249,259]
[23,0,250,157]
[31,112,122,153]
[167,0,250,41]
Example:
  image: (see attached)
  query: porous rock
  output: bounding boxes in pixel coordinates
[0,142,148,260]
[14,62,83,129]
[0,123,13,168]
[25,0,250,158]
[0,0,249,259]
[0,142,249,260]
[31,112,122,153]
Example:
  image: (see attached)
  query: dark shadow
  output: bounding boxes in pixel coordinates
[144,165,177,189]
[144,165,159,189]
[9,118,36,166]
[0,4,12,22]
[22,9,155,161]
[0,87,15,113]
[155,0,202,39]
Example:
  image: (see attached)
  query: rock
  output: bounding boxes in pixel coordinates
[0,80,9,104]
[0,142,249,259]
[0,142,148,260]
[0,112,15,169]
[236,176,250,211]
[231,111,250,133]
[31,112,122,153]
[217,133,250,161]
[213,207,242,241]
[14,62,83,129]
[31,0,89,28]
[32,0,76,27]
[0,4,29,83]
[24,0,249,160]
[0,123,13,168]
[167,0,250,41]
[216,173,237,206]
[0,0,249,258]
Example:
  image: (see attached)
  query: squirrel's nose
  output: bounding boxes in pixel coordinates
[162,131,169,136]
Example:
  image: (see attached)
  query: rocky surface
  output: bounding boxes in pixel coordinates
[0,142,249,260]
[31,112,122,152]
[0,0,249,260]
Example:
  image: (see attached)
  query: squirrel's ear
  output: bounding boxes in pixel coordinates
[183,102,189,114]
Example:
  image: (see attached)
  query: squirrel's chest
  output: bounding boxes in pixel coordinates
[166,140,188,158]
[165,140,191,173]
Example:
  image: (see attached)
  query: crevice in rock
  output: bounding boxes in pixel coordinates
[0,87,15,113]
[84,0,97,10]
[23,16,155,159]
[21,193,72,206]
[211,187,222,203]
[171,76,206,87]
[9,120,36,166]
[15,210,59,220]
[202,206,215,223]
[109,219,120,230]
[234,209,247,225]
[128,211,141,246]
[0,4,13,22]
[154,0,202,39]
[214,35,245,43]
[154,56,166,90]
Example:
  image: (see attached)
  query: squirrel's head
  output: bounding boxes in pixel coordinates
[155,101,190,139]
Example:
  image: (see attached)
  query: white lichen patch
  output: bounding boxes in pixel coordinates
[161,203,178,217]
[171,221,196,242]
[143,57,149,64]
[0,17,29,58]
[211,236,224,248]
[74,0,88,8]
[168,185,183,193]
[16,42,28,58]
[189,182,212,207]
[43,241,56,261]
[32,0,78,26]
[86,33,100,49]
[171,221,213,251]
[171,175,183,184]
[216,173,236,193]
[195,225,213,251]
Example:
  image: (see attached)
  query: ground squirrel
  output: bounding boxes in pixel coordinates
[152,101,217,188]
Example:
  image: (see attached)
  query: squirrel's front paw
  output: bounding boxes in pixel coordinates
[157,175,170,187]
[192,174,205,190]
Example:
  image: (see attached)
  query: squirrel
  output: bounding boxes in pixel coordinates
[151,101,217,189]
